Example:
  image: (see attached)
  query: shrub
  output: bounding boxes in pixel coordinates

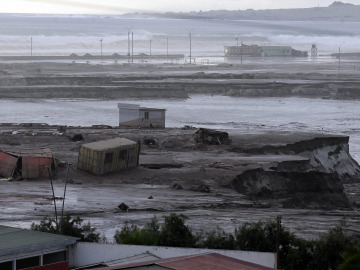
[31,215,103,242]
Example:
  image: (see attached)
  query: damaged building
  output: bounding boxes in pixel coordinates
[0,148,54,180]
[77,138,140,175]
[224,44,308,57]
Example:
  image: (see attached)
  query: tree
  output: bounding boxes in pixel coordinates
[339,246,360,270]
[31,215,103,242]
[114,216,160,245]
[309,224,358,270]
[198,227,236,250]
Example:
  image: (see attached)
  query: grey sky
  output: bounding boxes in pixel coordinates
[2,0,360,14]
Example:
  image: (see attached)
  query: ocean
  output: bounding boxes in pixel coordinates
[1,13,360,58]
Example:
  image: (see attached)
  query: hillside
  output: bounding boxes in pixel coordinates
[133,2,360,22]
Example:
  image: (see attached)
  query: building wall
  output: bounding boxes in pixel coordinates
[22,157,53,179]
[72,243,275,268]
[260,46,292,56]
[139,110,165,128]
[22,261,68,270]
[118,103,140,127]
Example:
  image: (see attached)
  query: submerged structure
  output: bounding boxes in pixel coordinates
[224,44,308,57]
[118,103,166,129]
[77,138,140,175]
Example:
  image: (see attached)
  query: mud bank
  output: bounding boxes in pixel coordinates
[0,125,359,239]
[1,62,360,100]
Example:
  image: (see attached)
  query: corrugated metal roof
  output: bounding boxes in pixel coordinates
[81,138,137,151]
[106,252,160,266]
[91,253,274,270]
[0,225,79,257]
[4,148,53,158]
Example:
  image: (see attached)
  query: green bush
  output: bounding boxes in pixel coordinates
[113,214,359,270]
[31,215,103,243]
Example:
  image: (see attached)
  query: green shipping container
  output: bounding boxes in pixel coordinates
[77,138,140,175]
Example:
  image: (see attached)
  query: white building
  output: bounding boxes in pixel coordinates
[118,103,166,129]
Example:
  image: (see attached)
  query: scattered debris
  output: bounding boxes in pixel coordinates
[197,184,211,193]
[44,196,64,200]
[181,125,196,130]
[118,203,129,211]
[144,138,157,147]
[194,128,231,145]
[171,183,183,190]
[70,134,84,141]
[208,161,234,169]
[148,196,153,199]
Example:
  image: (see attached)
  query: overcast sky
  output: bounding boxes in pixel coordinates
[2,0,360,14]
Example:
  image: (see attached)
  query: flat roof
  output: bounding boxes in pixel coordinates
[0,225,79,257]
[81,138,137,151]
[140,107,166,111]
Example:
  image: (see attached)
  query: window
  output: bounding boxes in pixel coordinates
[104,153,113,164]
[0,261,12,270]
[144,111,149,119]
[43,251,67,265]
[16,256,40,270]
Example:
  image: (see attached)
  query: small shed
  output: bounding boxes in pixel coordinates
[77,138,140,175]
[0,148,54,180]
[118,103,166,128]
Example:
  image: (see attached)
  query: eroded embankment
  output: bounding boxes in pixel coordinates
[231,135,360,209]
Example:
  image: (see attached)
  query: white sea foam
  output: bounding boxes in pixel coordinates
[1,14,360,56]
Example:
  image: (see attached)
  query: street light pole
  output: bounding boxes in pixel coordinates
[131,32,134,63]
[100,39,103,62]
[189,32,192,64]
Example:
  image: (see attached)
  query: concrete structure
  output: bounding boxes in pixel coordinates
[90,253,274,270]
[77,138,140,175]
[224,44,308,57]
[72,243,275,269]
[0,225,78,270]
[0,148,54,180]
[118,103,166,128]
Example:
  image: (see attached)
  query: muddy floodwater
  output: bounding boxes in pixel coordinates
[1,95,360,162]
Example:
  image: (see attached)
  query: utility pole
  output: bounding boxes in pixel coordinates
[240,41,243,64]
[46,166,58,233]
[236,37,239,46]
[60,163,71,235]
[189,32,192,64]
[276,216,281,270]
[30,37,33,57]
[131,32,134,63]
[99,39,103,62]
[149,39,152,63]
[338,47,341,69]
[167,37,169,57]
[128,30,130,63]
